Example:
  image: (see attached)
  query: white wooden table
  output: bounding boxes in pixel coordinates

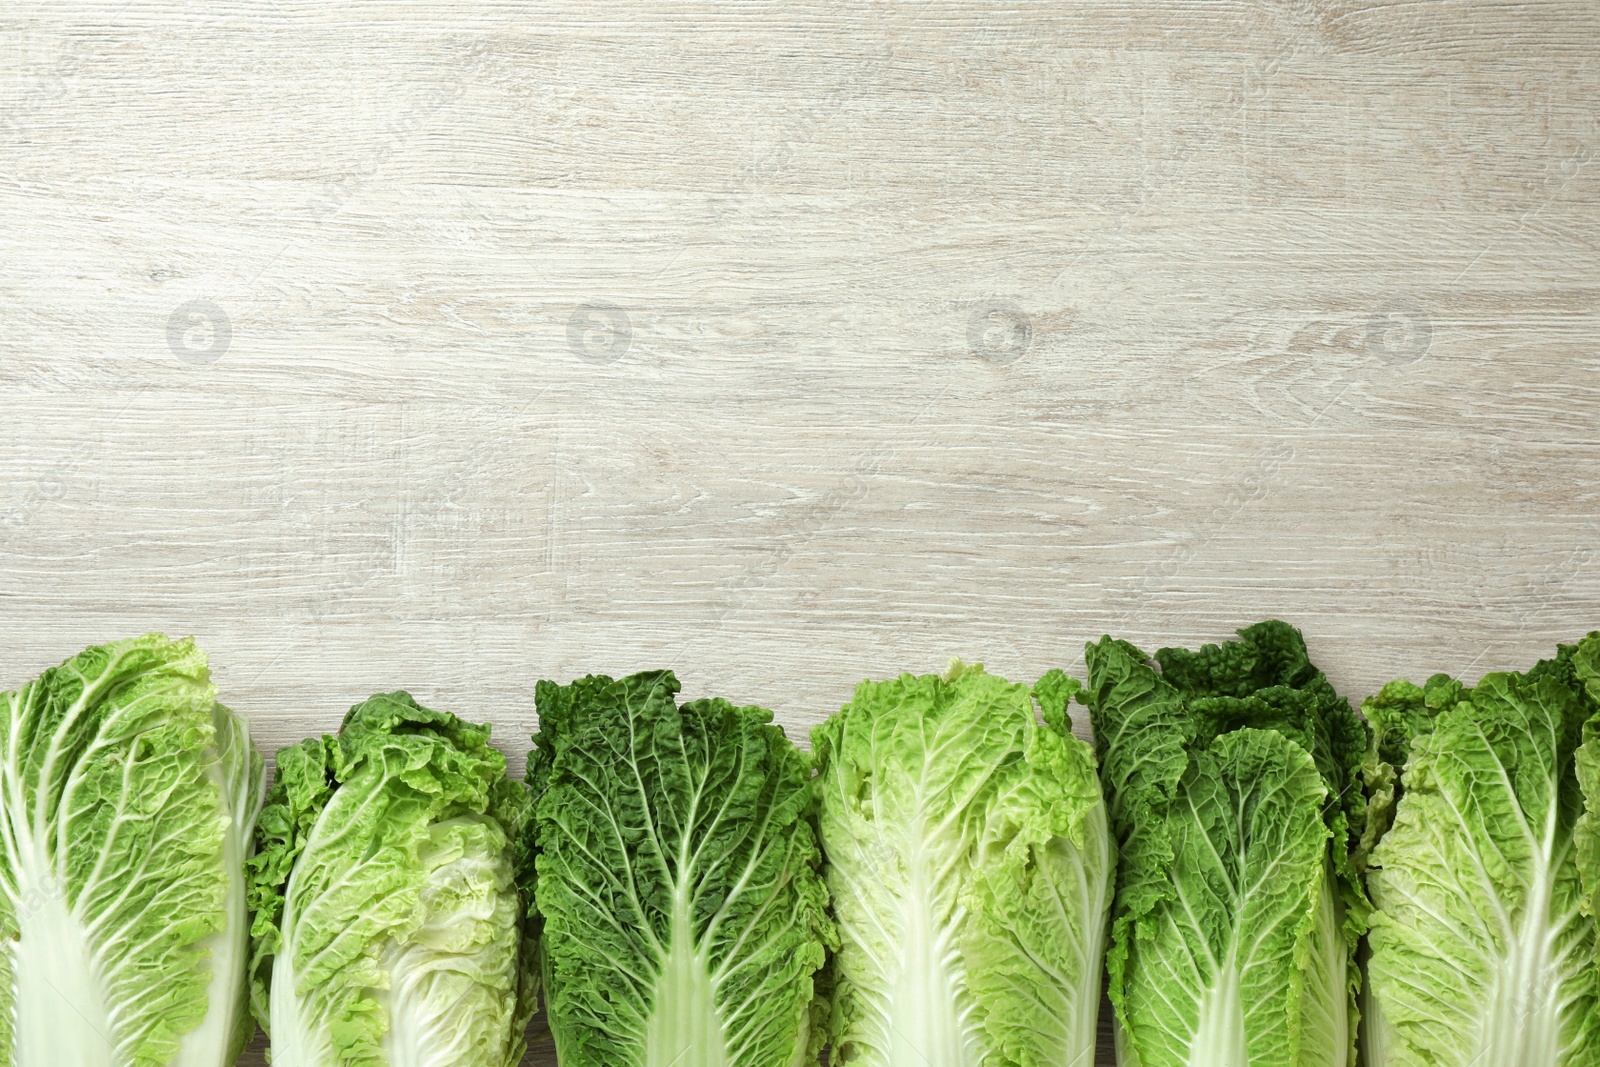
[3,3,1597,1064]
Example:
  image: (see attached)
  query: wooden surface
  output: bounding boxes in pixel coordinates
[4,2,1598,1064]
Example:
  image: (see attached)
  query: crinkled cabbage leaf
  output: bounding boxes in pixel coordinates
[1085,620,1367,1067]
[248,692,533,1067]
[0,634,264,1067]
[812,660,1113,1067]
[1363,633,1600,1067]
[526,670,832,1067]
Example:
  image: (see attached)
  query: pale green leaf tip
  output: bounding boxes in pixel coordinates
[942,657,984,682]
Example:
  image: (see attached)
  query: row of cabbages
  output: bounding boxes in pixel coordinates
[0,623,1596,1066]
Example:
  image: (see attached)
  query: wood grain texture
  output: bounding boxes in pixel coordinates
[2,2,1598,1064]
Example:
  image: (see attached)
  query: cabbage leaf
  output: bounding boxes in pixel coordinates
[526,670,832,1067]
[1363,633,1600,1067]
[248,692,532,1067]
[812,660,1112,1067]
[0,634,264,1067]
[1085,620,1367,1067]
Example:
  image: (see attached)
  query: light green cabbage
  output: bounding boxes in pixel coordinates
[1084,621,1368,1067]
[0,634,264,1067]
[1362,633,1600,1067]
[526,670,832,1067]
[1579,637,1600,950]
[812,660,1113,1067]
[247,692,533,1067]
